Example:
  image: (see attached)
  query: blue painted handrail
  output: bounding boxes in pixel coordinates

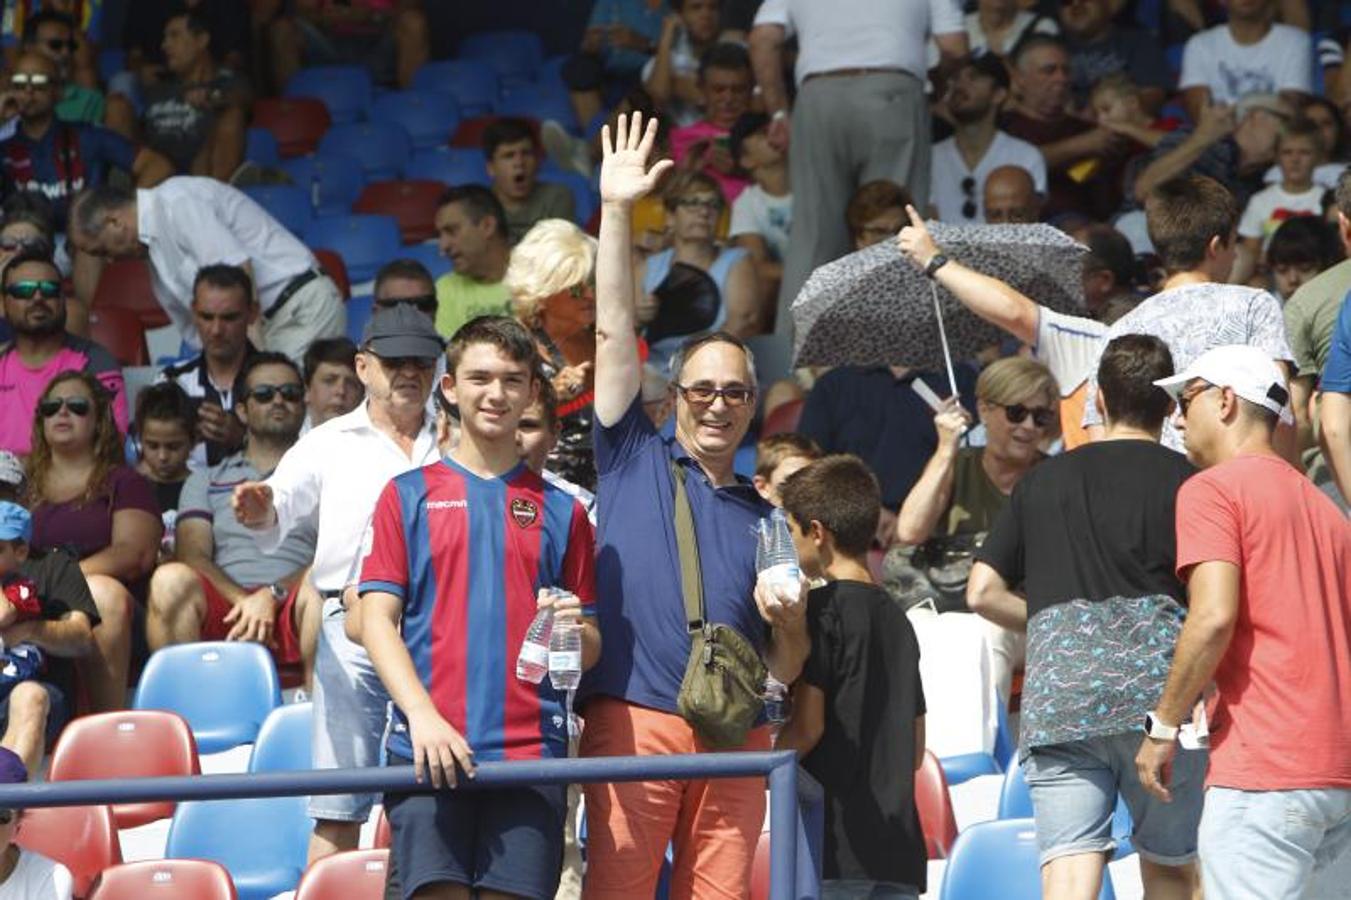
[0,751,823,900]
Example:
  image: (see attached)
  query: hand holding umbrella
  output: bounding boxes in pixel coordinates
[897,204,940,272]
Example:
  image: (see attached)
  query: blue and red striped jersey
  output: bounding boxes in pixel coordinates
[359,458,595,761]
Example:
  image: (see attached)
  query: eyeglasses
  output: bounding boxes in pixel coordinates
[1176,384,1217,418]
[961,176,977,220]
[4,280,60,300]
[38,396,91,418]
[246,383,305,404]
[1002,403,1056,428]
[674,383,754,407]
[568,282,595,300]
[44,38,77,53]
[0,236,47,253]
[375,295,438,316]
[8,73,52,89]
[676,197,722,212]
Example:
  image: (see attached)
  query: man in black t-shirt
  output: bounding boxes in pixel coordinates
[968,335,1205,900]
[775,455,928,898]
[0,475,99,775]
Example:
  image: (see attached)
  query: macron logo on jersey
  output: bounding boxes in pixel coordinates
[426,499,469,511]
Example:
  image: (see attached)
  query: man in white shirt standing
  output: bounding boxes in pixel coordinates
[931,53,1046,224]
[231,303,443,865]
[66,177,345,361]
[750,0,967,339]
[1178,0,1311,123]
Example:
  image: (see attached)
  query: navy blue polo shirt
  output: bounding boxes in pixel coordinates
[580,396,771,715]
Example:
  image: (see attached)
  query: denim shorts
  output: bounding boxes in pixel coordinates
[1199,786,1351,900]
[1023,731,1206,866]
[309,597,390,822]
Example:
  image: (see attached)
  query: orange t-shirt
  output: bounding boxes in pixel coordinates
[1175,454,1351,790]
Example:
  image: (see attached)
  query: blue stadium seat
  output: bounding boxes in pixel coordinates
[133,643,282,754]
[411,60,499,117]
[284,65,373,124]
[279,154,366,218]
[305,215,402,283]
[940,819,1117,900]
[457,30,544,85]
[994,700,1016,770]
[240,185,313,236]
[405,147,490,187]
[166,796,311,900]
[346,294,375,344]
[997,762,1033,819]
[371,90,462,150]
[248,702,314,773]
[244,128,281,167]
[939,751,1001,785]
[538,55,569,89]
[497,83,578,133]
[98,47,127,84]
[318,122,412,181]
[401,242,453,280]
[540,170,597,227]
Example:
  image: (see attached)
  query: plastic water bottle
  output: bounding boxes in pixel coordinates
[763,676,789,726]
[516,604,554,684]
[757,508,802,604]
[548,617,583,692]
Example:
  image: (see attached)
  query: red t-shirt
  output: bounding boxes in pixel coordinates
[1175,454,1351,791]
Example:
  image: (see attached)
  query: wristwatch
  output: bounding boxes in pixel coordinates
[924,253,950,279]
[1143,711,1179,742]
[268,583,289,602]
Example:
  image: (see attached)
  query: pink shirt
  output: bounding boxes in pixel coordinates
[670,120,751,205]
[0,337,128,455]
[1175,454,1351,791]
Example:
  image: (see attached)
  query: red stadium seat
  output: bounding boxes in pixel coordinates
[87,306,148,366]
[916,749,960,859]
[252,97,333,158]
[312,248,351,300]
[48,710,201,829]
[90,859,237,900]
[761,398,804,437]
[450,115,540,149]
[92,259,170,329]
[373,808,391,849]
[354,180,446,244]
[295,849,389,900]
[15,804,122,897]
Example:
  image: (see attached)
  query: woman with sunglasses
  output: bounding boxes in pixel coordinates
[635,170,760,366]
[506,219,602,490]
[892,357,1058,699]
[24,371,160,713]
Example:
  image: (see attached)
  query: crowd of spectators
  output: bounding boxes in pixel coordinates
[0,1,1350,899]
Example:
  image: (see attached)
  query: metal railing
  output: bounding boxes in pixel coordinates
[0,751,823,900]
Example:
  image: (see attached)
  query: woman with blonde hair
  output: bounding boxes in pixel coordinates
[506,218,602,489]
[25,370,159,712]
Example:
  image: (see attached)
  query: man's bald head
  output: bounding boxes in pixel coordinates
[983,166,1040,224]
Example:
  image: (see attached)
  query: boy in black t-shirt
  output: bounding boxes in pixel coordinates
[133,383,197,561]
[775,455,928,899]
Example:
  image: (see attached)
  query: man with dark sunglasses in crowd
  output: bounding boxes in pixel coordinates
[373,258,449,419]
[0,247,126,456]
[147,352,321,682]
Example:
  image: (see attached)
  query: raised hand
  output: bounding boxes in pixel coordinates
[897,204,939,271]
[232,481,276,529]
[600,112,674,206]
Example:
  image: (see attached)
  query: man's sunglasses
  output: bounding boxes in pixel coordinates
[675,383,754,407]
[247,383,305,404]
[1002,403,1056,428]
[375,295,437,316]
[1176,384,1218,418]
[4,280,60,300]
[39,396,91,418]
[45,38,78,52]
[377,356,436,371]
[0,236,49,253]
[8,73,52,88]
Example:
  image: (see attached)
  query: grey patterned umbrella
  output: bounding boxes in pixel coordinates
[791,222,1089,375]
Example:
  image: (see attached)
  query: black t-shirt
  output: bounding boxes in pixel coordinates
[801,580,927,889]
[977,440,1194,617]
[152,478,185,515]
[16,547,102,702]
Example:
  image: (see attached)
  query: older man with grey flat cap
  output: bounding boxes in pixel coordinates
[233,302,444,867]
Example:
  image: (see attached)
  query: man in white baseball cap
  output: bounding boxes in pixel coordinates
[1136,344,1351,899]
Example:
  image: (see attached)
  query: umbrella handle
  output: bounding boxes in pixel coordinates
[930,281,960,399]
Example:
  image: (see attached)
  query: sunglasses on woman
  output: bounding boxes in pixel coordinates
[4,280,60,300]
[38,396,92,418]
[1002,403,1056,428]
[247,383,305,404]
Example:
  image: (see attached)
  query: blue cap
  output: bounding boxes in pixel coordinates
[0,502,31,543]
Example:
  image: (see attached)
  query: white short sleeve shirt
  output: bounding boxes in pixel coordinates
[1179,23,1312,104]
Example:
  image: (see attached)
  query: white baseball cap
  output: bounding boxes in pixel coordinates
[1154,345,1294,425]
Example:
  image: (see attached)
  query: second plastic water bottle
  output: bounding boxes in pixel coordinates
[757,507,802,602]
[549,618,583,692]
[516,604,554,684]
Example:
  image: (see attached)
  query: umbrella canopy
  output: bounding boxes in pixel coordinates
[791,222,1088,371]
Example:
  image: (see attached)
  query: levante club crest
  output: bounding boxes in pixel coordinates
[510,498,539,529]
